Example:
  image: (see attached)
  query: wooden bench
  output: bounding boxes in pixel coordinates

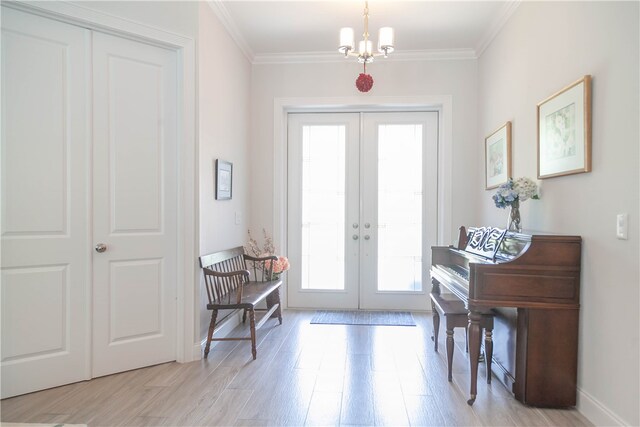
[431,290,494,383]
[199,247,283,360]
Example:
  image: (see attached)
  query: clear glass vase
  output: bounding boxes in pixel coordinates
[507,199,522,232]
[266,273,280,281]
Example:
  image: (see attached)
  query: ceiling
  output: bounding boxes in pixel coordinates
[209,0,520,63]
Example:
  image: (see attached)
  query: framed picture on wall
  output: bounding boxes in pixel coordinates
[485,121,512,190]
[537,75,592,179]
[215,159,232,200]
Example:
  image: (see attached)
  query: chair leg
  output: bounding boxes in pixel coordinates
[242,309,247,324]
[431,302,440,352]
[485,327,493,384]
[267,289,283,325]
[249,309,257,360]
[276,289,282,325]
[204,309,218,358]
[446,329,455,382]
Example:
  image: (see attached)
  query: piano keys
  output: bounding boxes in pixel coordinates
[430,226,581,407]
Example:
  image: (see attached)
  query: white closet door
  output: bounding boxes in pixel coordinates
[1,8,90,398]
[91,32,177,377]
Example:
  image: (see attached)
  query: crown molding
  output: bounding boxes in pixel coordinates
[253,49,477,65]
[3,0,194,47]
[206,0,254,62]
[475,0,522,57]
[206,0,519,65]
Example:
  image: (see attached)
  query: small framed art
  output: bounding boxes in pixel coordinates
[537,75,592,179]
[215,159,232,200]
[485,121,512,190]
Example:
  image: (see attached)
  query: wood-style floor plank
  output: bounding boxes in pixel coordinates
[372,370,410,426]
[304,391,343,426]
[123,415,171,426]
[166,365,241,425]
[1,309,593,427]
[539,407,595,426]
[182,388,254,427]
[403,394,446,426]
[340,354,375,426]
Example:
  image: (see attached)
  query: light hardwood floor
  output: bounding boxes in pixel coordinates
[1,310,592,426]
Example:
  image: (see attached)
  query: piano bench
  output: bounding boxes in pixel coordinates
[430,292,494,383]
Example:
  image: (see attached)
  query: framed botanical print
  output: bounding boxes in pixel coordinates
[537,75,592,179]
[485,121,512,190]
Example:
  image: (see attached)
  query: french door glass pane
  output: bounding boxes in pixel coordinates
[301,125,345,290]
[377,124,423,292]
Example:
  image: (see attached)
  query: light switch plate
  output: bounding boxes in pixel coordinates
[616,213,628,240]
[235,211,242,225]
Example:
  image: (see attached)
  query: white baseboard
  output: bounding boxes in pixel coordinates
[577,387,628,426]
[192,342,202,361]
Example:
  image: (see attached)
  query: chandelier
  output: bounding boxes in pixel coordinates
[338,2,394,93]
[338,2,395,63]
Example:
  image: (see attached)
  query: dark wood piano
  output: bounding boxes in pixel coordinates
[430,226,581,407]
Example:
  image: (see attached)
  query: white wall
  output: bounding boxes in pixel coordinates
[477,2,639,425]
[249,59,479,247]
[197,2,252,342]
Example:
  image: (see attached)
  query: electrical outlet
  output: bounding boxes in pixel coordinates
[616,213,628,240]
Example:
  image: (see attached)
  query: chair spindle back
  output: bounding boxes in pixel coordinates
[198,247,279,306]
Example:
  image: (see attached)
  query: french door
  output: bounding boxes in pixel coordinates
[287,112,438,311]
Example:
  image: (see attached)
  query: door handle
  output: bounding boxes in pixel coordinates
[95,243,107,253]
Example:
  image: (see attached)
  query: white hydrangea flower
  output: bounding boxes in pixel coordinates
[513,177,539,201]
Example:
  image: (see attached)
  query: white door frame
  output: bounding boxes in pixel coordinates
[273,96,454,310]
[4,1,198,363]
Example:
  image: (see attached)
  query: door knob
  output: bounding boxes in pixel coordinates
[364,223,371,229]
[364,235,370,240]
[95,243,107,253]
[352,223,359,229]
[352,234,359,240]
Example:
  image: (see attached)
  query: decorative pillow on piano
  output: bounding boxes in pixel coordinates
[466,227,487,251]
[482,227,507,255]
[465,227,506,259]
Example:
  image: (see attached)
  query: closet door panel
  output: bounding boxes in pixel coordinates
[91,32,177,377]
[1,7,90,398]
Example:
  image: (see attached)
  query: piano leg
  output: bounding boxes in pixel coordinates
[467,311,482,406]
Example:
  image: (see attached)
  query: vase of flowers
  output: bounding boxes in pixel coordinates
[264,256,290,281]
[507,199,521,232]
[492,177,539,232]
[245,229,290,281]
